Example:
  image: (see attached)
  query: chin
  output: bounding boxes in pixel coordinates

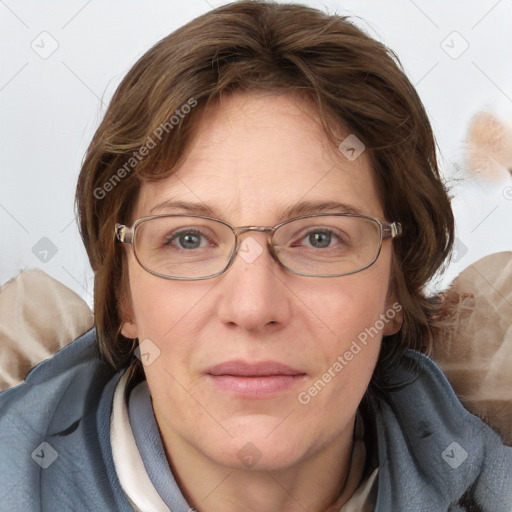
[203,421,311,471]
[216,443,305,472]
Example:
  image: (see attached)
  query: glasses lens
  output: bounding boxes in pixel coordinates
[274,215,381,276]
[134,216,234,278]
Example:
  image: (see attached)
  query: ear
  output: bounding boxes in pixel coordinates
[118,277,139,339]
[121,320,139,339]
[382,299,403,336]
[120,298,139,338]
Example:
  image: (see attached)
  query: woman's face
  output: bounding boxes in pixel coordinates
[122,91,398,472]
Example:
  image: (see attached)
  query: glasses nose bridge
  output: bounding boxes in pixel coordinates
[233,225,276,245]
[234,225,274,237]
[232,225,279,260]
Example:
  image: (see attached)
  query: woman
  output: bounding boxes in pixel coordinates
[0,1,510,510]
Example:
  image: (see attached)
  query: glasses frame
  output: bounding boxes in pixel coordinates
[115,213,402,280]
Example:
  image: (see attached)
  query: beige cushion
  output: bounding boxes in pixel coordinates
[432,251,512,444]
[0,269,94,391]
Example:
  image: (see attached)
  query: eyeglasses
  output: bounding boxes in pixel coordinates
[115,213,402,280]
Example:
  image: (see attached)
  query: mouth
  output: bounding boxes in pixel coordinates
[206,360,307,398]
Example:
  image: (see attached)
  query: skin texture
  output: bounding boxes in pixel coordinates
[121,91,400,512]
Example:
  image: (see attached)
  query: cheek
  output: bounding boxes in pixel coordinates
[295,253,391,388]
[127,251,202,335]
[298,261,391,344]
[294,273,389,422]
[126,257,227,384]
[308,284,385,385]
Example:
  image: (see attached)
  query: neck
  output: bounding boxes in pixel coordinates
[158,416,361,512]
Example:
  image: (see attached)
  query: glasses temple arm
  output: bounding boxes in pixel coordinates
[383,222,402,239]
[115,224,134,244]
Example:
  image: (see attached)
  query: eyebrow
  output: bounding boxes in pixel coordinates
[149,198,362,221]
[278,200,362,219]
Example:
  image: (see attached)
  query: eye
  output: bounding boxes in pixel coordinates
[294,228,347,249]
[165,228,214,250]
[306,230,333,248]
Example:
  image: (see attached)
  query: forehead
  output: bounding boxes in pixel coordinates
[134,91,383,223]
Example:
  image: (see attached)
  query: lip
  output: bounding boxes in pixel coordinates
[206,360,306,398]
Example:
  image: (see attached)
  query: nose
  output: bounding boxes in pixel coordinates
[215,233,292,333]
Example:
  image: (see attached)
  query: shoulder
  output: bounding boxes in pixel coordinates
[0,328,112,413]
[0,329,132,511]
[371,349,512,511]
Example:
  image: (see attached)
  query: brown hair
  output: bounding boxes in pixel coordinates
[76,0,454,385]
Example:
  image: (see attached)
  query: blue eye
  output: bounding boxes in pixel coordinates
[166,229,212,250]
[288,226,352,253]
[177,232,201,249]
[307,230,332,248]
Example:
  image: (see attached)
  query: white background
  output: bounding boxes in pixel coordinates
[1,0,511,307]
